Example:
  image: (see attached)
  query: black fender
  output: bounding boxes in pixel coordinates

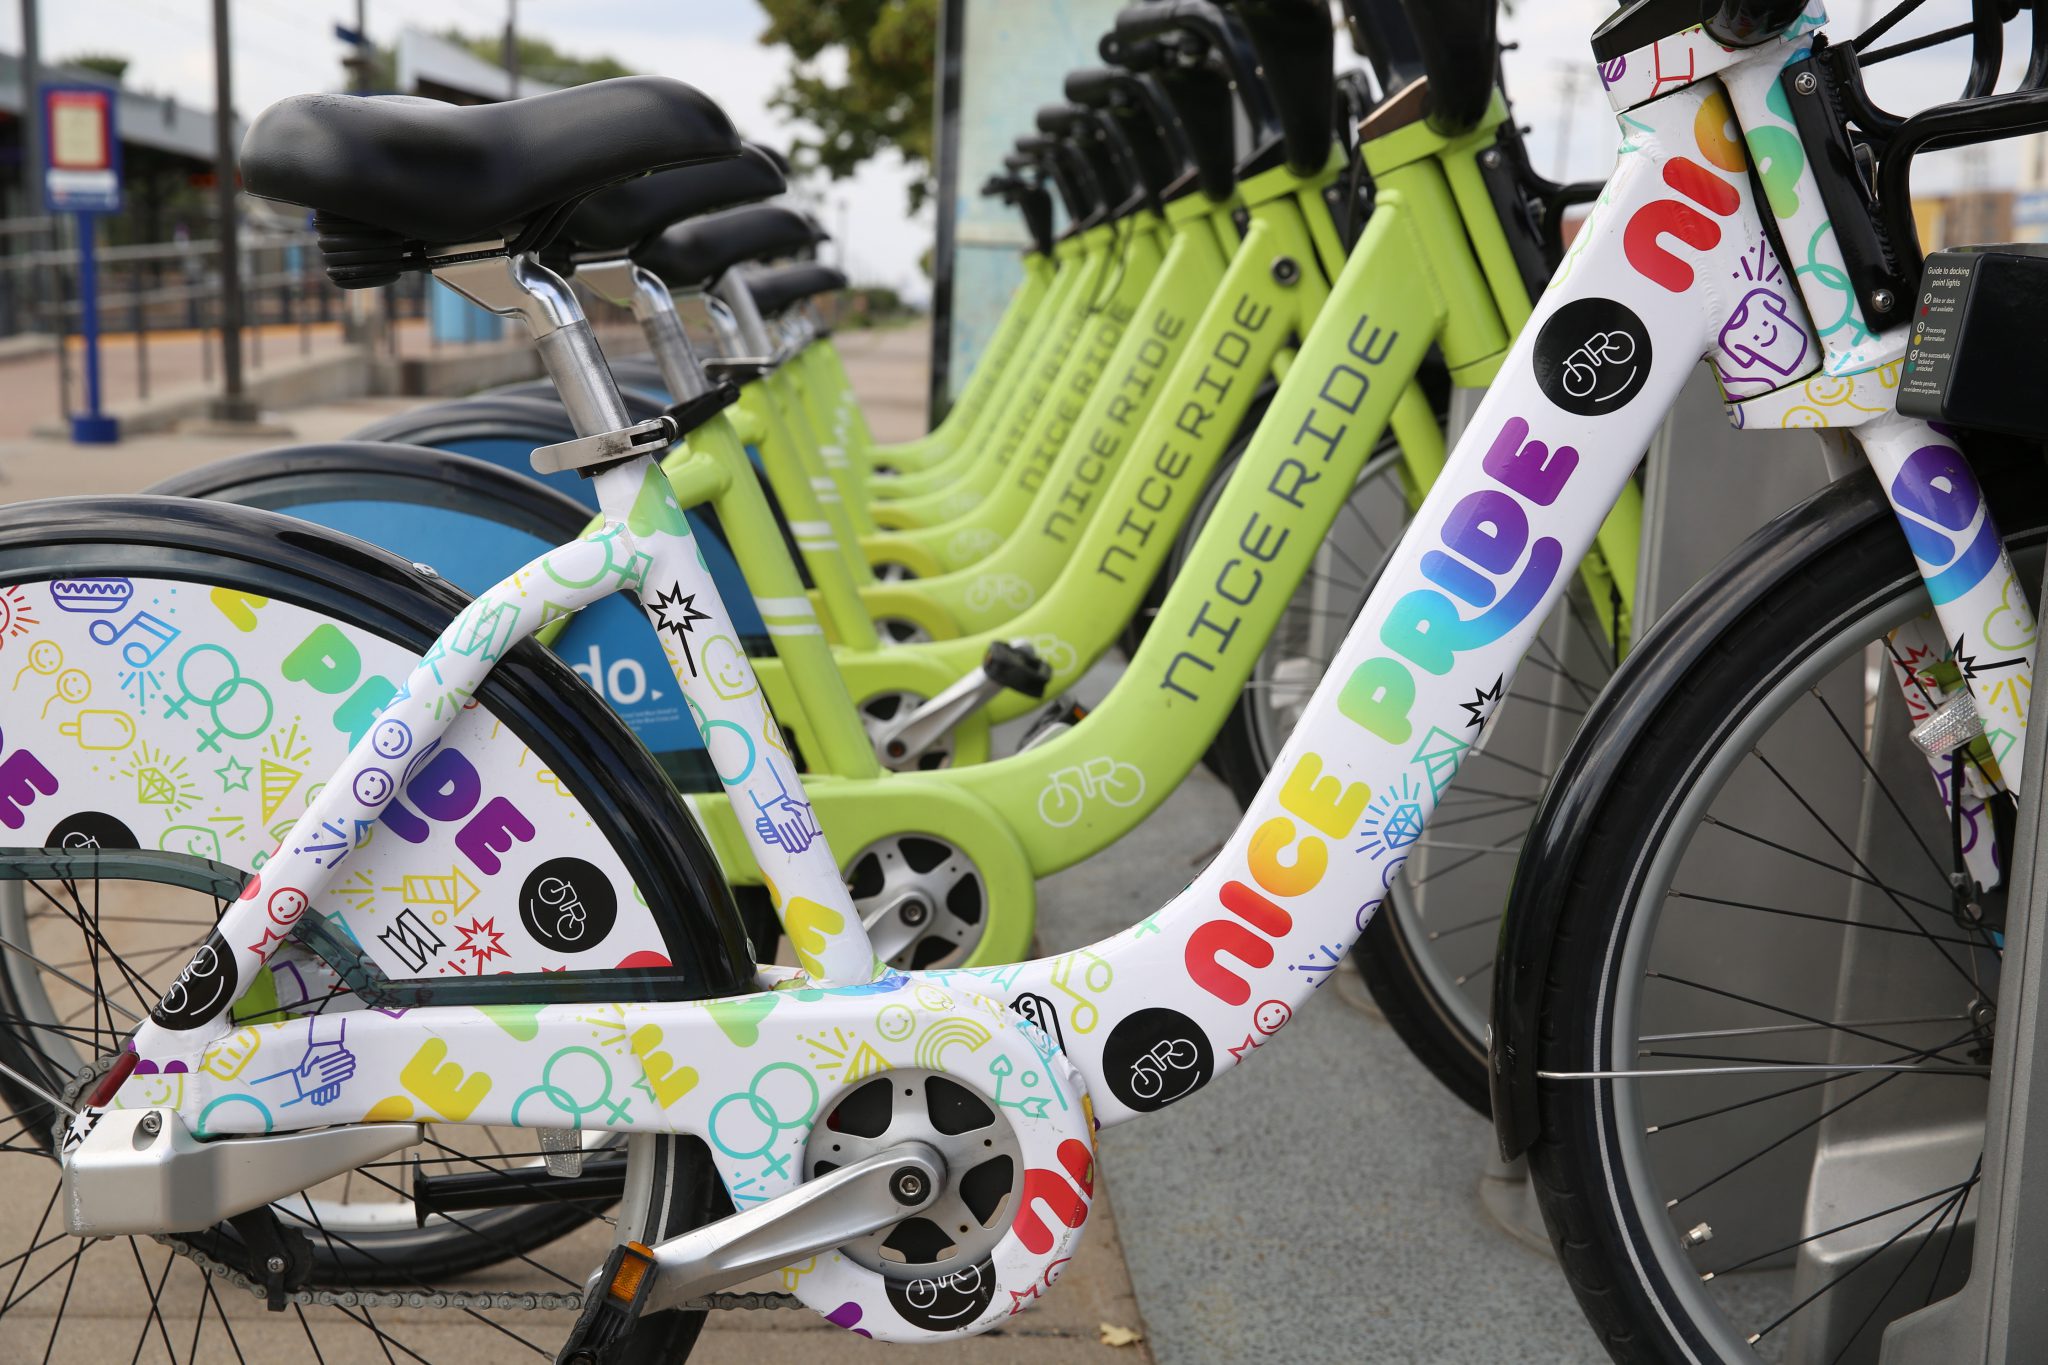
[147,441,594,544]
[1490,445,2048,1158]
[0,493,757,1003]
[478,378,670,422]
[349,394,581,446]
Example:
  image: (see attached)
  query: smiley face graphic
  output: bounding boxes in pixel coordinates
[267,886,310,926]
[702,635,756,700]
[1252,1000,1292,1036]
[370,720,413,760]
[352,766,394,807]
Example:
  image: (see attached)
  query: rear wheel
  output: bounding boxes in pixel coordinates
[0,499,753,1360]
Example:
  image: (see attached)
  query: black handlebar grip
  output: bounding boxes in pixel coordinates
[1395,0,1497,137]
[1151,59,1239,200]
[1113,0,1280,136]
[1339,0,1426,95]
[1221,0,1335,176]
[1065,66,1123,109]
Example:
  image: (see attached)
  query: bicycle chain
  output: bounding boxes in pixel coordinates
[62,1055,800,1316]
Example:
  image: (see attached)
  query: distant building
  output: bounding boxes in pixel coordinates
[0,51,227,239]
[394,29,559,105]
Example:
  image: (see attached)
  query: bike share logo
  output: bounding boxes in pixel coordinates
[1101,1006,1214,1113]
[1036,756,1145,828]
[519,856,618,954]
[1532,298,1653,416]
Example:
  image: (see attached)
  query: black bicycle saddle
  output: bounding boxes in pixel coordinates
[560,144,787,257]
[241,76,741,280]
[635,204,821,289]
[746,262,849,316]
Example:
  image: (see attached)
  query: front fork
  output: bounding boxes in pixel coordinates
[1861,413,2037,898]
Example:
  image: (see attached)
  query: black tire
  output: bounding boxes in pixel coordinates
[1519,466,2046,1362]
[0,496,753,1302]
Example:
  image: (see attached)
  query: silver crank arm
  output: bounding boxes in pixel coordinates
[641,1140,943,1311]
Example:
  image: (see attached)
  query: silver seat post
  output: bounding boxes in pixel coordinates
[577,258,717,404]
[432,248,632,439]
[712,270,779,362]
[693,289,749,359]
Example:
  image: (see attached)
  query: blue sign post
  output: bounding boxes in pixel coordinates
[43,84,123,444]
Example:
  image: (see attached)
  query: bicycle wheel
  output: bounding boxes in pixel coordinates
[1202,433,1619,1114]
[0,854,724,1364]
[1518,466,2045,1362]
[0,495,751,1359]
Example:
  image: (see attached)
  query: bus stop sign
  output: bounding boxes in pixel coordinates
[44,85,123,214]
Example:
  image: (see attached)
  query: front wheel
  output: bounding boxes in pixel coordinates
[1521,469,2044,1362]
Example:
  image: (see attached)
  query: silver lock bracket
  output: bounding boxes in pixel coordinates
[531,414,677,477]
[61,1106,422,1236]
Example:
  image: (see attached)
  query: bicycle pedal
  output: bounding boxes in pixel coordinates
[1020,696,1088,751]
[557,1241,658,1365]
[984,639,1053,698]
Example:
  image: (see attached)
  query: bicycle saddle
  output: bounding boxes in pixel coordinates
[634,204,821,289]
[241,76,741,284]
[560,143,787,257]
[745,262,848,317]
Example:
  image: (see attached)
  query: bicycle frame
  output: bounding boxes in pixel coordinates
[63,1,2039,1347]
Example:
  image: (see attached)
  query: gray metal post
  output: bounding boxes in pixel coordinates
[18,0,37,221]
[501,0,519,96]
[1879,550,2048,1363]
[20,0,41,349]
[208,0,255,423]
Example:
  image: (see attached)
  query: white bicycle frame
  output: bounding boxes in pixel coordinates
[63,1,2039,1345]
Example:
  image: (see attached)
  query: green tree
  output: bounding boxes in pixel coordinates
[62,53,130,82]
[441,30,634,87]
[756,0,937,210]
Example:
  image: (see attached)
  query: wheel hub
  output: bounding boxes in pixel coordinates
[846,835,984,970]
[802,1068,1021,1281]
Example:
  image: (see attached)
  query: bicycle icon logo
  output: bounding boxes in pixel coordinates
[532,876,589,942]
[1036,756,1145,828]
[1558,329,1638,404]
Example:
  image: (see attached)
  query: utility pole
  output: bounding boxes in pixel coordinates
[209,0,255,422]
[19,0,39,228]
[21,0,43,348]
[348,0,370,93]
[501,0,519,98]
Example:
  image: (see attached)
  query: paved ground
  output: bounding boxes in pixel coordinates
[0,324,1602,1363]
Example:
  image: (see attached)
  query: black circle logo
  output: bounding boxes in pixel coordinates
[152,929,236,1031]
[884,1258,995,1331]
[1532,297,1653,416]
[1102,1007,1214,1113]
[46,811,138,853]
[518,857,618,954]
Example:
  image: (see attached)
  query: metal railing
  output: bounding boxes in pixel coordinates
[2,201,643,423]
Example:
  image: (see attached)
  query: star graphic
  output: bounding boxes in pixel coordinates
[215,757,252,792]
[1227,1034,1263,1063]
[646,584,714,675]
[245,924,293,958]
[455,915,508,970]
[1459,675,1505,730]
[1952,633,2024,682]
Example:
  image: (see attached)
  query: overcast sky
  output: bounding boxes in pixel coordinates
[15,1,2040,304]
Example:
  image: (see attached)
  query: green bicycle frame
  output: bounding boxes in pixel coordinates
[844,252,1057,475]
